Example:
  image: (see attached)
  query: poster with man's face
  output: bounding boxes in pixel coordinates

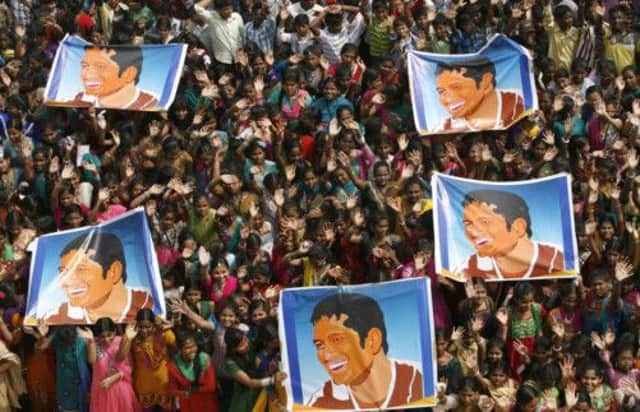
[408,34,538,135]
[24,208,166,325]
[44,34,186,111]
[432,173,579,282]
[278,278,437,411]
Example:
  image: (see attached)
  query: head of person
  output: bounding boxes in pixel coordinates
[311,293,389,385]
[94,317,117,346]
[579,360,605,393]
[512,282,534,313]
[514,382,540,412]
[215,0,235,20]
[58,231,127,308]
[136,308,156,339]
[435,58,496,120]
[462,190,531,257]
[225,326,250,355]
[487,360,510,387]
[457,377,481,407]
[81,45,143,97]
[177,331,200,362]
[553,5,573,31]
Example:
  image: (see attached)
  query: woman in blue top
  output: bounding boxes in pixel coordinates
[310,77,354,129]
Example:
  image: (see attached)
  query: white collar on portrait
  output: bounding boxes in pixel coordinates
[65,287,133,323]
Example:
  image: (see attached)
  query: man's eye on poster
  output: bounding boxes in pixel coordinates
[432,173,579,282]
[24,208,166,325]
[408,34,538,135]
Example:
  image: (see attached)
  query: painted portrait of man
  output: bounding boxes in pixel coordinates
[434,58,524,132]
[307,293,423,410]
[69,46,158,110]
[45,231,154,324]
[455,189,565,280]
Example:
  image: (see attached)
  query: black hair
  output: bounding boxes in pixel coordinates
[60,231,128,283]
[94,317,117,335]
[514,382,539,412]
[136,308,155,322]
[255,320,279,352]
[214,0,234,9]
[513,282,534,301]
[488,359,509,376]
[224,326,246,351]
[311,293,389,353]
[435,58,496,89]
[458,376,481,393]
[83,46,143,84]
[462,190,532,237]
[176,331,204,385]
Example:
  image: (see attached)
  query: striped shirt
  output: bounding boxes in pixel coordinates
[245,17,277,54]
[368,16,394,57]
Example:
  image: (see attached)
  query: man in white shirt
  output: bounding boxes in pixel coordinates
[194,0,244,65]
[287,0,323,19]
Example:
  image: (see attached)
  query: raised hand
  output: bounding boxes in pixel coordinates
[615,258,634,282]
[273,189,285,207]
[397,134,409,152]
[450,326,465,342]
[401,165,415,179]
[198,246,211,266]
[471,316,484,334]
[496,307,508,326]
[551,321,565,339]
[149,184,165,195]
[560,355,575,380]
[125,323,138,340]
[386,196,402,213]
[285,164,296,182]
[462,350,478,371]
[49,156,60,174]
[564,381,578,407]
[591,331,606,350]
[604,329,615,347]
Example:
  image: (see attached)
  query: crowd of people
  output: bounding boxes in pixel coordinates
[0,0,639,410]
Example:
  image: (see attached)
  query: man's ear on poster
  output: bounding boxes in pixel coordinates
[365,327,384,355]
[479,71,495,94]
[510,217,529,237]
[120,66,139,84]
[106,260,124,284]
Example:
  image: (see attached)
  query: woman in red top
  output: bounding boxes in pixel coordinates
[168,332,219,412]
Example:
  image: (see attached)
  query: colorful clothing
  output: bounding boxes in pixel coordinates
[132,331,176,410]
[168,352,219,412]
[90,336,141,412]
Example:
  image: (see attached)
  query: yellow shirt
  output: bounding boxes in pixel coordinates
[603,27,639,74]
[543,5,585,70]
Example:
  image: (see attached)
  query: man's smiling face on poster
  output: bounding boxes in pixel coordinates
[313,313,376,385]
[436,67,494,119]
[462,201,525,257]
[80,48,138,97]
[58,248,121,307]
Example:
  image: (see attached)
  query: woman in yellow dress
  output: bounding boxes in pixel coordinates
[132,308,176,411]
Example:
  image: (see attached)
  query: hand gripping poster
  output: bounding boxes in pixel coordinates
[24,208,166,325]
[408,34,538,135]
[432,173,579,282]
[278,277,437,411]
[44,34,186,111]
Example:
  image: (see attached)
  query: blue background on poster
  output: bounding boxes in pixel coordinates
[26,210,164,319]
[434,174,576,273]
[282,278,436,406]
[45,35,184,109]
[409,35,535,132]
